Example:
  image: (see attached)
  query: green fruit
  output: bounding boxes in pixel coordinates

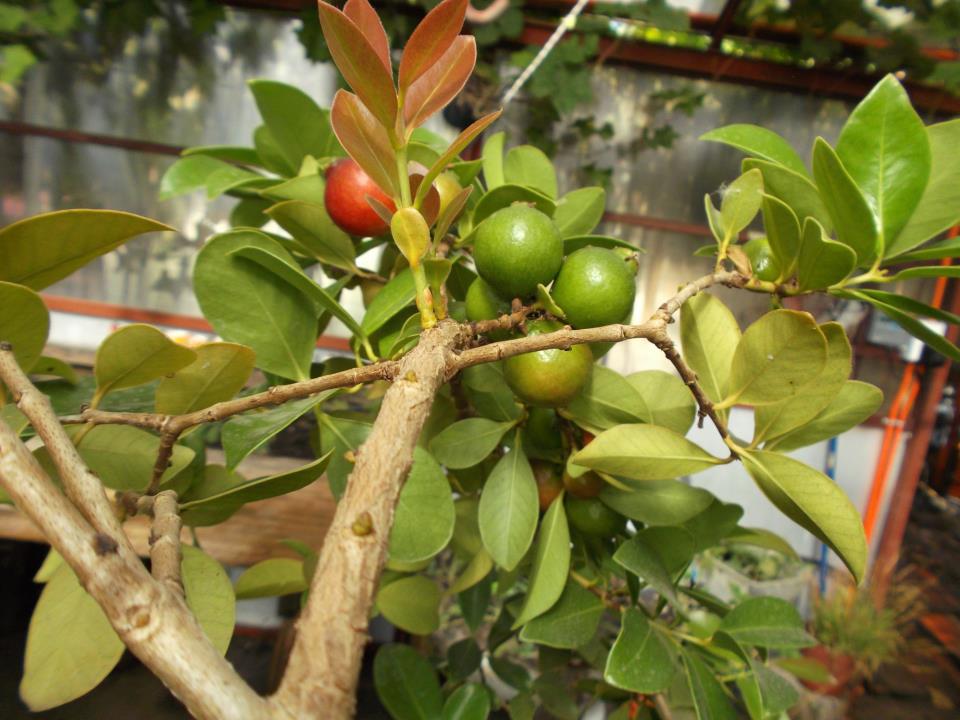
[465,277,510,322]
[551,247,637,329]
[503,319,593,407]
[565,496,625,536]
[473,205,563,300]
[526,407,563,452]
[742,237,781,282]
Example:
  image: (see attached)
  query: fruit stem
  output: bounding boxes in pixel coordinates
[411,262,438,329]
[395,145,411,208]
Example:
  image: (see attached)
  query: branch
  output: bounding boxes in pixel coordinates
[149,491,184,596]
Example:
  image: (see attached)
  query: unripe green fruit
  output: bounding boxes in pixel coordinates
[526,407,563,452]
[742,237,781,282]
[473,205,563,300]
[551,246,637,329]
[565,496,625,536]
[503,319,593,407]
[465,277,510,322]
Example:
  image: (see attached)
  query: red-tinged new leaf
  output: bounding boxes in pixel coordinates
[366,195,395,226]
[317,1,397,130]
[398,0,467,93]
[415,110,502,208]
[330,90,399,198]
[409,175,441,226]
[404,36,476,132]
[343,0,391,73]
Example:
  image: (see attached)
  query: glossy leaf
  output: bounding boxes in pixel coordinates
[221,395,329,470]
[867,296,960,362]
[404,36,476,131]
[849,288,960,326]
[761,194,801,278]
[704,194,724,244]
[377,575,441,635]
[573,424,721,481]
[374,644,444,720]
[178,465,247,527]
[182,144,262,166]
[566,365,651,434]
[155,342,254,415]
[254,124,296,176]
[512,494,570,628]
[503,144,558,199]
[249,79,341,172]
[433,185,473,244]
[553,187,605,237]
[754,322,851,444]
[442,683,491,720]
[743,158,833,233]
[519,580,603,649]
[343,0,390,71]
[450,549,494,595]
[19,564,123,711]
[235,558,307,599]
[563,234,641,254]
[0,281,48,372]
[812,138,880,264]
[887,233,960,263]
[719,168,764,238]
[721,310,826,407]
[316,1,397,129]
[429,417,515,470]
[478,448,538,570]
[390,448,456,563]
[398,0,467,92]
[94,324,195,399]
[680,292,740,404]
[719,596,815,649]
[604,608,676,693]
[469,183,556,228]
[361,268,416,336]
[265,199,357,272]
[888,119,960,256]
[330,89,399,198]
[742,450,867,582]
[0,209,171,290]
[600,481,713,526]
[836,75,930,247]
[626,370,696,435]
[891,265,960,281]
[481,131,505,189]
[194,230,316,380]
[797,217,857,291]
[701,124,806,174]
[181,545,235,655]
[417,110,502,207]
[683,650,737,720]
[767,380,884,452]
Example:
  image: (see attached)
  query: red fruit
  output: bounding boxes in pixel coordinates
[324,159,395,237]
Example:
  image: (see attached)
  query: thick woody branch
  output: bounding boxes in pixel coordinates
[149,491,184,596]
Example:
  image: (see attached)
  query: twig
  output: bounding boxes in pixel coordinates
[150,490,184,596]
[468,304,535,336]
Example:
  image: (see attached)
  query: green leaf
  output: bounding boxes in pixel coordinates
[182,144,263,166]
[742,450,867,582]
[0,281,49,372]
[446,638,482,681]
[888,119,960,257]
[704,194,724,244]
[469,184,556,230]
[886,234,960,263]
[512,494,571,628]
[768,380,883,452]
[865,296,960,362]
[573,424,720,481]
[761,194,801,278]
[249,80,341,174]
[743,158,833,234]
[429,418,515,469]
[221,395,329,470]
[390,448,456,563]
[254,124,295,176]
[680,293,740,404]
[836,75,931,248]
[177,465,247,526]
[566,365,651,434]
[724,526,799,559]
[181,545,235,655]
[481,131,505,189]
[93,324,196,400]
[19,564,124,711]
[32,549,63,583]
[0,210,172,291]
[265,199,357,272]
[478,447,539,570]
[775,656,835,684]
[721,310,826,407]
[701,124,807,175]
[890,265,960,281]
[682,650,737,720]
[613,532,683,607]
[194,230,316,380]
[812,138,880,264]
[719,168,764,239]
[503,145,558,198]
[553,187,605,238]
[258,171,326,203]
[35,425,193,492]
[418,111,503,207]
[458,574,492,630]
[235,557,307,599]
[604,608,676,693]
[563,234,642,254]
[30,355,78,384]
[374,644,444,720]
[361,269,416,336]
[519,580,603,649]
[319,416,371,499]
[377,575,441,635]
[797,217,857,291]
[626,370,695,435]
[850,288,960,326]
[442,683,491,720]
[682,500,744,552]
[754,322,851,444]
[155,342,255,415]
[180,453,332,526]
[160,156,264,200]
[719,596,815,649]
[600,481,714,526]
